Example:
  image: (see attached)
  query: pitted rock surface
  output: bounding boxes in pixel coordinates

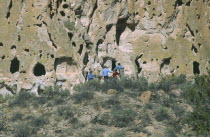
[0,0,209,94]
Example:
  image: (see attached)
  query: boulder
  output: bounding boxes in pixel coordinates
[139,91,152,104]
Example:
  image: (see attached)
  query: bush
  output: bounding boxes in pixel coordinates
[158,74,186,92]
[181,73,210,135]
[102,97,121,109]
[9,91,35,107]
[74,79,101,92]
[73,91,94,104]
[119,77,148,91]
[13,123,33,137]
[11,112,23,121]
[0,113,8,132]
[30,115,49,128]
[155,107,170,122]
[111,106,138,127]
[43,86,70,100]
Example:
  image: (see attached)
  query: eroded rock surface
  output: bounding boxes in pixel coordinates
[0,0,209,94]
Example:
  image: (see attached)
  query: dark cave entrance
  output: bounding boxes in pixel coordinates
[10,57,20,74]
[193,61,200,75]
[33,63,46,76]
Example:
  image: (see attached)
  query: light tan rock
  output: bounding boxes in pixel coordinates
[107,89,118,95]
[0,0,209,94]
[139,91,152,104]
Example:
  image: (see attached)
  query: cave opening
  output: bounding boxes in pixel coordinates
[175,0,184,7]
[191,45,198,53]
[193,61,200,75]
[33,63,46,76]
[60,11,65,16]
[83,52,89,65]
[10,57,20,74]
[116,17,128,45]
[68,32,73,41]
[112,60,116,70]
[0,42,3,47]
[78,44,83,55]
[96,39,104,55]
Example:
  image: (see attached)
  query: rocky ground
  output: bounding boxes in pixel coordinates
[0,74,209,137]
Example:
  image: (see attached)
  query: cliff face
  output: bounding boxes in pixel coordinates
[0,0,209,94]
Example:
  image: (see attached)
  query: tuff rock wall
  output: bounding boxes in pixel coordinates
[0,0,209,94]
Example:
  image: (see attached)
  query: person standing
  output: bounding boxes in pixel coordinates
[87,71,94,81]
[102,66,113,82]
[114,63,124,78]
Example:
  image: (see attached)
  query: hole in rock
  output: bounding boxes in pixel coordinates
[106,24,113,32]
[33,63,46,76]
[60,11,65,16]
[1,55,5,60]
[198,43,202,47]
[143,61,147,64]
[135,55,143,74]
[24,49,29,52]
[62,4,69,9]
[116,17,128,45]
[186,1,191,6]
[20,71,26,74]
[160,57,172,74]
[175,0,184,7]
[96,39,104,55]
[83,52,89,65]
[51,54,54,58]
[193,61,200,75]
[0,42,3,47]
[72,42,76,47]
[191,45,198,53]
[78,44,83,55]
[68,32,73,41]
[54,57,76,72]
[18,35,21,41]
[10,57,20,74]
[11,45,16,49]
[148,1,151,5]
[112,60,116,70]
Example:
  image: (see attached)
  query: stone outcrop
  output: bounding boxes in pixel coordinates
[0,0,209,94]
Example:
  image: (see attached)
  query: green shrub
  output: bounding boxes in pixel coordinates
[158,74,186,92]
[109,130,127,137]
[0,113,8,132]
[111,106,137,127]
[74,79,101,92]
[181,73,210,135]
[13,122,33,137]
[43,86,70,100]
[31,96,48,107]
[92,112,110,125]
[165,128,178,137]
[102,97,121,109]
[11,112,23,121]
[155,107,170,122]
[119,77,148,91]
[72,91,94,104]
[100,81,124,92]
[9,91,35,107]
[30,115,49,128]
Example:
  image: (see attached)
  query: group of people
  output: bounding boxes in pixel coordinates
[87,63,124,82]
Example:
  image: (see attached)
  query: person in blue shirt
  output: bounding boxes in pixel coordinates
[114,63,124,78]
[102,66,113,82]
[87,71,94,81]
[114,63,123,71]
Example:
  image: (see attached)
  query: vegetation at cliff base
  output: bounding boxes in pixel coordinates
[0,73,209,137]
